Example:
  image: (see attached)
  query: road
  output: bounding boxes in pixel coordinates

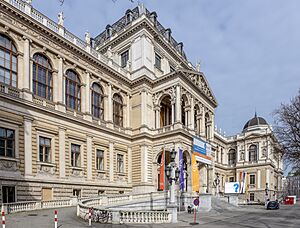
[5,203,300,227]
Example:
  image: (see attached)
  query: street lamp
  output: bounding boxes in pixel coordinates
[165,148,180,223]
[213,172,220,197]
[265,183,269,207]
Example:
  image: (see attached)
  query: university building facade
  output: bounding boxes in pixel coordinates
[0,0,282,204]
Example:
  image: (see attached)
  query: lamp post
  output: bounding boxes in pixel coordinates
[265,183,269,207]
[214,172,220,197]
[165,148,180,223]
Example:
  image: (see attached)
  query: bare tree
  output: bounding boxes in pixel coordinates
[273,89,300,172]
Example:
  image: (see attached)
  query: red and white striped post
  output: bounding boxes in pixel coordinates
[54,210,58,228]
[2,211,5,228]
[88,208,92,226]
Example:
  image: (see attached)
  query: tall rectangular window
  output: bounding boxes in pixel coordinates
[39,136,51,163]
[96,149,104,170]
[155,53,161,69]
[71,144,80,167]
[249,192,255,201]
[117,154,124,173]
[250,174,256,185]
[2,186,15,203]
[121,50,129,68]
[0,127,15,158]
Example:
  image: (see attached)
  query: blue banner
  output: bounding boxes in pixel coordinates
[179,148,185,191]
[193,137,206,155]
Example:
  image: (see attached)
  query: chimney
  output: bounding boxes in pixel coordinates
[165,28,172,42]
[150,12,157,26]
[177,42,183,55]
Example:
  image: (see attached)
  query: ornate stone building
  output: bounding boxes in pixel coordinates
[0,0,282,204]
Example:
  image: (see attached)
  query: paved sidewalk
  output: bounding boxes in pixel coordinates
[5,203,300,227]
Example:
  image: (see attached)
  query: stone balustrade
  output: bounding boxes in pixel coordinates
[1,198,77,214]
[120,210,170,224]
[4,0,129,78]
[0,83,20,98]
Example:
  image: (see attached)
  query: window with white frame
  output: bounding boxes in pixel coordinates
[71,144,81,167]
[0,127,15,158]
[96,149,104,171]
[39,136,51,163]
[117,154,124,173]
[250,174,256,185]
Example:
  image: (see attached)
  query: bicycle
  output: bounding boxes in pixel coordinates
[84,208,111,223]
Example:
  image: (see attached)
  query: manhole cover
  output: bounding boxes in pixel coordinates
[28,214,38,216]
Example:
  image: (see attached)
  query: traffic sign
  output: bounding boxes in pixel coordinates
[193,198,199,206]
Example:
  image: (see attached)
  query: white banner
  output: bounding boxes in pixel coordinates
[225,182,240,194]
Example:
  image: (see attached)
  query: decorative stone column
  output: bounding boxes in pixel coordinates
[140,89,147,127]
[86,135,93,180]
[200,106,205,137]
[109,142,114,182]
[59,127,66,178]
[52,71,58,103]
[190,97,195,130]
[84,72,92,121]
[56,56,65,112]
[125,93,130,130]
[171,100,175,125]
[141,145,148,183]
[257,169,261,189]
[127,147,132,184]
[154,105,160,128]
[107,83,113,127]
[175,85,181,123]
[22,37,32,101]
[24,116,33,176]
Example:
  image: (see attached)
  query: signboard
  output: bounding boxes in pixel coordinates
[193,198,199,206]
[193,137,206,155]
[193,136,212,165]
[225,182,240,194]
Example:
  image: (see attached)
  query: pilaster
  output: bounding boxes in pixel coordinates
[109,142,114,182]
[86,135,93,180]
[175,85,181,123]
[22,37,32,101]
[24,116,33,176]
[58,127,66,178]
[56,56,65,112]
[127,147,132,184]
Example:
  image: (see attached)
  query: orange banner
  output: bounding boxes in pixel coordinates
[159,150,165,190]
[192,153,199,192]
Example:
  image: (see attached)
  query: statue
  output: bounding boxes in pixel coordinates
[58,12,65,26]
[25,0,32,5]
[196,61,201,72]
[85,31,91,44]
[107,46,113,59]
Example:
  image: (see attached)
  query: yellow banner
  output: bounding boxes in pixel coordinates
[192,153,199,192]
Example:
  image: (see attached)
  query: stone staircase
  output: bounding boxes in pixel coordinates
[211,196,239,213]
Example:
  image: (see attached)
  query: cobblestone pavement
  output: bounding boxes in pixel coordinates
[5,203,300,227]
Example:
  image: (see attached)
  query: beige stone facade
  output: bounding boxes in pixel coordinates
[0,0,282,204]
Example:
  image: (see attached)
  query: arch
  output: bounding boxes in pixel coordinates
[194,104,201,133]
[91,82,104,119]
[160,94,172,127]
[0,34,18,87]
[228,149,236,165]
[32,53,53,100]
[113,93,123,127]
[249,144,258,162]
[205,112,211,139]
[65,69,81,111]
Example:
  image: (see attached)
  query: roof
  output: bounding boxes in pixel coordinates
[243,113,268,131]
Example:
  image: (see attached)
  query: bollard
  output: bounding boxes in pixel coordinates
[88,208,92,226]
[54,210,58,228]
[2,211,5,228]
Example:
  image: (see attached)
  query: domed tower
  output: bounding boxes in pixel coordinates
[242,112,269,132]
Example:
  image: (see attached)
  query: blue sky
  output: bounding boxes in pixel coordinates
[32,0,300,136]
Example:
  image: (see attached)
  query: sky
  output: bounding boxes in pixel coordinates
[32,0,300,136]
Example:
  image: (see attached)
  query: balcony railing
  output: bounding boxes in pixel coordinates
[0,83,20,98]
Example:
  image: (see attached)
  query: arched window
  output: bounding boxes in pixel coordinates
[113,94,123,127]
[91,83,104,119]
[0,34,17,87]
[228,149,236,165]
[32,53,53,100]
[160,95,172,127]
[65,70,81,111]
[249,145,258,162]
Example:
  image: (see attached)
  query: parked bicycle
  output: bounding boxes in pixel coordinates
[84,207,112,223]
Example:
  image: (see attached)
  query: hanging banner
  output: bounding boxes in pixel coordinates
[193,136,212,165]
[179,148,185,191]
[159,150,165,190]
[192,153,199,192]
